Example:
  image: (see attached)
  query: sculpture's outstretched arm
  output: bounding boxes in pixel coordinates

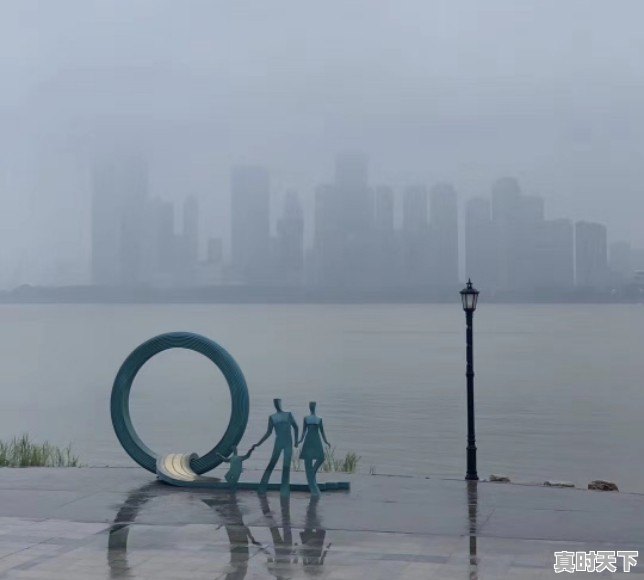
[290,413,299,447]
[319,419,330,447]
[298,419,308,446]
[241,448,254,460]
[254,418,274,448]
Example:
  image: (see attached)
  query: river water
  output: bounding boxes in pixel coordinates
[0,303,642,491]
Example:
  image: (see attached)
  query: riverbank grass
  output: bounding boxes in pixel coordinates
[0,435,80,467]
[292,447,361,474]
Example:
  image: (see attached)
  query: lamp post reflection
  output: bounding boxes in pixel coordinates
[467,481,478,580]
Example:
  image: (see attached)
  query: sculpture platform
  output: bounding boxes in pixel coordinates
[156,452,350,492]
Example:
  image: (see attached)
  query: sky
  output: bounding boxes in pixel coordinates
[1,0,643,287]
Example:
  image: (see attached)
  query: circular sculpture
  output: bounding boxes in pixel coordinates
[110,332,250,474]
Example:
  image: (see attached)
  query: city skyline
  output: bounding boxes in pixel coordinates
[76,152,644,298]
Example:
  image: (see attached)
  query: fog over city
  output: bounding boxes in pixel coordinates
[1,1,644,296]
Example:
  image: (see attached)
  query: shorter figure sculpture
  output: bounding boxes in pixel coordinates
[253,398,299,496]
[216,446,254,489]
[297,401,330,497]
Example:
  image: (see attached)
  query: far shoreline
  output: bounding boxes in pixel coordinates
[0,283,642,305]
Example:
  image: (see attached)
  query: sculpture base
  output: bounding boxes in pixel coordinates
[156,453,350,492]
[158,478,350,492]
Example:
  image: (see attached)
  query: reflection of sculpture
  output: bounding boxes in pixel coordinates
[300,496,330,572]
[203,496,262,580]
[260,494,297,579]
[298,402,330,497]
[253,398,299,496]
[217,446,253,489]
[107,482,332,580]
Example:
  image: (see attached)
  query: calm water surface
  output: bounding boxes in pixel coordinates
[0,304,642,491]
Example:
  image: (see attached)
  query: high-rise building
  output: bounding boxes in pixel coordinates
[182,195,199,265]
[91,157,148,286]
[401,185,431,285]
[609,241,632,281]
[402,185,428,233]
[313,154,375,287]
[275,191,304,284]
[430,183,458,287]
[334,153,373,235]
[141,197,175,286]
[491,178,545,292]
[575,221,608,289]
[373,186,397,286]
[374,186,394,232]
[231,165,270,284]
[465,197,495,292]
[534,219,574,290]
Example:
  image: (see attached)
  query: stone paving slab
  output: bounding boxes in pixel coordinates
[0,468,643,578]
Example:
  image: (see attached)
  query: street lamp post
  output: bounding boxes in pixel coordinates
[460,279,480,481]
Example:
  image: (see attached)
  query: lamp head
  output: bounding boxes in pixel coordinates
[460,279,479,312]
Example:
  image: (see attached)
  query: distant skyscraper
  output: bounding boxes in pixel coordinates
[91,157,148,286]
[402,185,428,233]
[275,191,304,284]
[334,153,373,234]
[401,185,431,285]
[491,178,545,292]
[374,186,394,232]
[141,196,175,286]
[182,195,199,265]
[609,241,632,281]
[231,165,270,284]
[430,183,458,287]
[575,221,608,289]
[465,197,495,291]
[534,219,574,290]
[313,154,375,287]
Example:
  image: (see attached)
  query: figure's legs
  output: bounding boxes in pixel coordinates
[280,446,293,497]
[306,458,323,497]
[259,447,282,493]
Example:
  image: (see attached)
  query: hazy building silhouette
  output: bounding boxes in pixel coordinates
[374,186,394,232]
[275,191,304,285]
[231,165,270,284]
[182,195,199,265]
[141,196,175,287]
[91,157,148,286]
[491,178,545,292]
[400,185,431,286]
[374,186,397,286]
[430,183,458,287]
[334,153,373,234]
[575,221,608,289]
[313,154,375,287]
[465,197,495,292]
[609,241,632,283]
[402,184,428,233]
[534,219,574,291]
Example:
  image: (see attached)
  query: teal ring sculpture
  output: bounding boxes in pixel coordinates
[110,332,249,474]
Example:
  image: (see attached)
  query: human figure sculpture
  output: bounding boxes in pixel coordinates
[216,446,253,489]
[253,398,299,496]
[297,401,330,497]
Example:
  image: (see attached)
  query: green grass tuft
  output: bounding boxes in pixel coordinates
[292,447,360,474]
[0,434,81,467]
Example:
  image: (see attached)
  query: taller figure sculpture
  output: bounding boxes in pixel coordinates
[253,398,299,496]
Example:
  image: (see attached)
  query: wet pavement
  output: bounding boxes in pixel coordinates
[0,468,643,578]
